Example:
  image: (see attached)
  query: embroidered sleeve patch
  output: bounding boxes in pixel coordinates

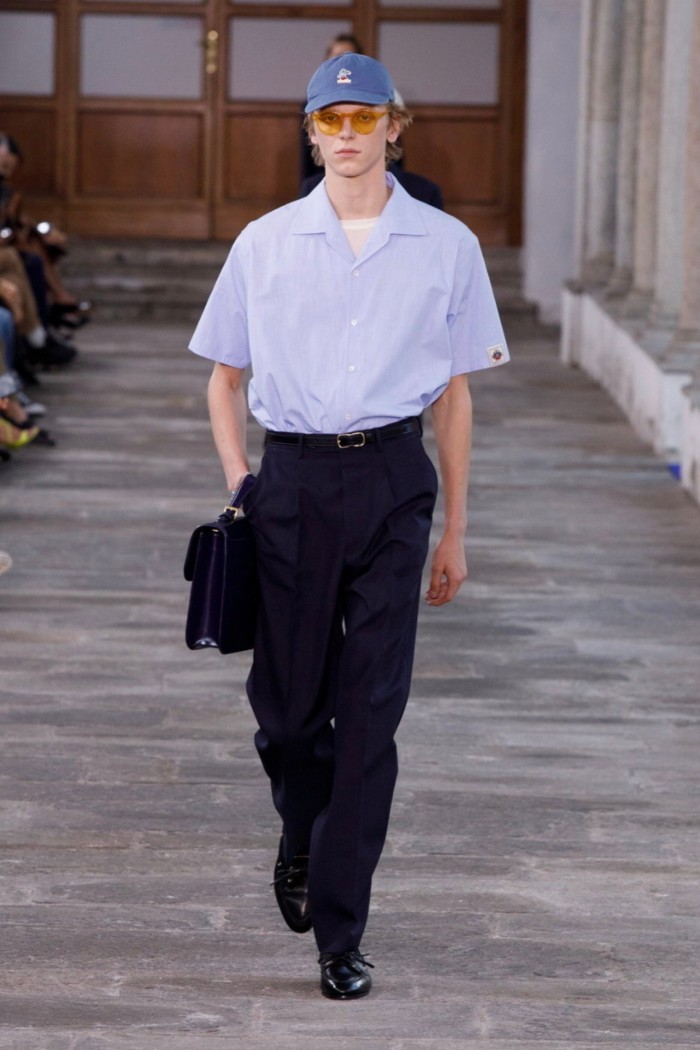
[487,344,506,365]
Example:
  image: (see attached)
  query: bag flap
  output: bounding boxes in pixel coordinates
[183,520,221,581]
[184,511,254,581]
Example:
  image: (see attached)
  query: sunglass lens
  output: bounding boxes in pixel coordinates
[352,111,378,134]
[317,112,341,134]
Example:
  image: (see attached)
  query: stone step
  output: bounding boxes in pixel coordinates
[66,237,230,271]
[62,238,224,322]
[62,238,536,323]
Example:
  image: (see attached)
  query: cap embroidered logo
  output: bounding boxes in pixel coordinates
[337,68,352,84]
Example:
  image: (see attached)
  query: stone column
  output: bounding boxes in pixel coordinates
[676,11,700,343]
[627,0,665,311]
[677,3,700,499]
[666,0,700,362]
[579,0,625,286]
[652,0,694,324]
[572,0,595,281]
[607,0,643,297]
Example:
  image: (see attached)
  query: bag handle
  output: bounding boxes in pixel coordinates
[223,472,256,518]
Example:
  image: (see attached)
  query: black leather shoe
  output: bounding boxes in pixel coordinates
[28,338,77,370]
[319,949,373,1000]
[271,837,312,933]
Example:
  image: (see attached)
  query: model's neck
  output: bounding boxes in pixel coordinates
[324,166,391,221]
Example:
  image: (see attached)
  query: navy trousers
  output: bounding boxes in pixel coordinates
[245,427,437,953]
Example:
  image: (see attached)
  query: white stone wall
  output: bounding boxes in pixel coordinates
[522,0,582,324]
[562,0,700,503]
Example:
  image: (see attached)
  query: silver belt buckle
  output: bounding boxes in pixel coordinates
[337,430,366,449]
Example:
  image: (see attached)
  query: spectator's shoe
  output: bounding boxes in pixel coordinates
[14,389,46,416]
[0,404,51,443]
[14,359,40,388]
[14,340,41,387]
[54,316,88,333]
[0,417,40,449]
[49,302,91,329]
[318,949,373,1000]
[33,427,56,447]
[271,837,312,933]
[51,300,92,318]
[46,329,77,350]
[0,372,21,398]
[0,550,12,576]
[29,338,77,369]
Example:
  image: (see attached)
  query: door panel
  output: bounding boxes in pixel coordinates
[216,107,300,236]
[0,108,57,195]
[381,0,500,6]
[225,112,299,201]
[378,22,501,105]
[0,11,55,95]
[87,0,201,4]
[241,0,352,6]
[77,112,204,198]
[65,4,210,237]
[227,17,352,101]
[407,114,500,204]
[80,15,203,99]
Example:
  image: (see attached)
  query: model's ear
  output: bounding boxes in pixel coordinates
[387,115,401,144]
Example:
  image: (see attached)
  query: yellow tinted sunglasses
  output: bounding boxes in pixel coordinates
[312,108,389,136]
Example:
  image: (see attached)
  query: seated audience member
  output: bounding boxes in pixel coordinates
[0,132,90,326]
[1,297,54,455]
[0,368,41,451]
[0,304,15,369]
[1,312,53,439]
[0,244,76,371]
[0,137,70,474]
[0,301,42,414]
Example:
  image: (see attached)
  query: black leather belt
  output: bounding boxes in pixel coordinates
[265,416,422,449]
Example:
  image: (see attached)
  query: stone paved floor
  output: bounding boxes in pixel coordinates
[1,314,700,1049]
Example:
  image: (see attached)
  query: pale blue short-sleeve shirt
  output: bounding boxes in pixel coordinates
[189,174,509,433]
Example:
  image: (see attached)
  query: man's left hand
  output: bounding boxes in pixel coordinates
[425,533,467,606]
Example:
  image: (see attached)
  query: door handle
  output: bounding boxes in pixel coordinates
[204,30,219,75]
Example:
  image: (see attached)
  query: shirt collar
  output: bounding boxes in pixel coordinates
[290,172,429,239]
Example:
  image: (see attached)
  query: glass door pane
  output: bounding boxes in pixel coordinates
[379,22,500,105]
[81,15,203,99]
[228,18,352,101]
[0,13,55,95]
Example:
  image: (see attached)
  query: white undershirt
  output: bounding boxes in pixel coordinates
[341,216,380,257]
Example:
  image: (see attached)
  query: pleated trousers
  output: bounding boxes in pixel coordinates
[245,427,437,953]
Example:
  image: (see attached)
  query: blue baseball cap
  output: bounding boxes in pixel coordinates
[305,53,396,114]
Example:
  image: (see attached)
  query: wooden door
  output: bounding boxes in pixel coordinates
[0,0,526,245]
[1,0,219,239]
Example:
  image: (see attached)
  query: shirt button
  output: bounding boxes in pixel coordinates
[345,413,352,421]
[348,365,355,373]
[353,270,360,277]
[350,319,358,326]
